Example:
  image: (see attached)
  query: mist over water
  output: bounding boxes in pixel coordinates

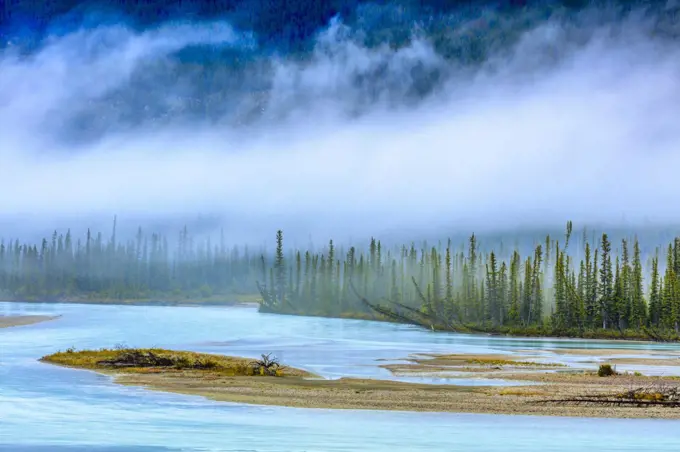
[2,1,680,243]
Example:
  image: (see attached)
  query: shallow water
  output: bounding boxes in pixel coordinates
[1,301,680,451]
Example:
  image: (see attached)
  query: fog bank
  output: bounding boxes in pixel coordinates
[1,4,680,243]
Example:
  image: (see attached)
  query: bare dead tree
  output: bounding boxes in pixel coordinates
[250,353,282,376]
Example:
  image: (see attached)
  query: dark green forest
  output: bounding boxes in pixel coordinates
[3,221,680,340]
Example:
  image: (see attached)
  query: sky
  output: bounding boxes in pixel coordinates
[1,2,679,244]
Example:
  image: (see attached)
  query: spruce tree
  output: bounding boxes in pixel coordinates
[485,251,499,326]
[508,250,521,324]
[531,245,543,324]
[599,234,613,329]
[630,239,645,328]
[619,239,631,329]
[662,244,677,330]
[275,230,285,306]
[649,253,661,326]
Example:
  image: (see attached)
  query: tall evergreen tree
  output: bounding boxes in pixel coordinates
[599,234,613,329]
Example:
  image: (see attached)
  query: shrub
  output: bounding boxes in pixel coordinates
[250,353,281,376]
[598,364,617,377]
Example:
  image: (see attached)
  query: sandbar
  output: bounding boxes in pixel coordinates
[39,348,680,419]
[0,315,58,329]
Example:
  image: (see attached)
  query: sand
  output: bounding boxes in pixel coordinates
[538,348,680,357]
[41,349,680,419]
[0,315,58,329]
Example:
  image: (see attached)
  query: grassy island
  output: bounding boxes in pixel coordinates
[41,348,313,377]
[40,348,680,418]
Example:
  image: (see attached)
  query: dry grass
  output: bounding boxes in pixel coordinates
[414,353,565,367]
[541,348,680,357]
[498,388,549,397]
[381,353,566,376]
[41,348,313,378]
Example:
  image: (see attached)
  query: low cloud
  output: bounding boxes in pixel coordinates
[1,6,679,243]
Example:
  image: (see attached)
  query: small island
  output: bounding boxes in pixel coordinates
[41,348,680,418]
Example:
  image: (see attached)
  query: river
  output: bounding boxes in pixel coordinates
[1,301,680,451]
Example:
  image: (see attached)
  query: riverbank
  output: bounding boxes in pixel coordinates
[261,306,680,343]
[7,294,676,343]
[40,348,680,418]
[0,315,59,329]
[2,293,261,308]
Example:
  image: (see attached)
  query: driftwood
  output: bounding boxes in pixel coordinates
[97,350,176,368]
[642,326,675,343]
[535,384,680,408]
[256,281,275,308]
[97,350,217,369]
[348,280,431,327]
[348,279,486,334]
[409,277,457,330]
[256,281,297,312]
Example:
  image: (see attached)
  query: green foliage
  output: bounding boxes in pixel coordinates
[598,364,617,377]
[257,223,680,341]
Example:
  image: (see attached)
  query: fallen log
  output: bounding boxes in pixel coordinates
[534,384,680,408]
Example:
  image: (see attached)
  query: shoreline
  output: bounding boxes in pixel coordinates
[4,296,676,344]
[6,295,675,344]
[40,348,680,419]
[1,297,260,309]
[0,315,59,329]
[260,308,677,345]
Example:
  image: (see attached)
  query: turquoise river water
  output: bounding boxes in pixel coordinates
[1,301,680,451]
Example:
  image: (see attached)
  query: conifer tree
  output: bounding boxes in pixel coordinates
[662,244,677,330]
[485,251,499,325]
[445,240,453,305]
[521,258,533,325]
[275,230,285,306]
[508,250,521,324]
[649,252,661,326]
[619,239,631,329]
[599,234,613,329]
[630,239,645,328]
[531,245,543,324]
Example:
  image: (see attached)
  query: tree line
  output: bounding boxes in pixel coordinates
[0,221,262,301]
[258,223,680,340]
[3,220,680,340]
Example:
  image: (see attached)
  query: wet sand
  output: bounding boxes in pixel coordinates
[540,348,680,357]
[0,315,58,329]
[530,348,680,367]
[112,367,680,418]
